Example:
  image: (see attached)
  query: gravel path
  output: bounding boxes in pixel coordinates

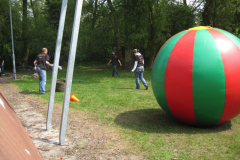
[0,76,143,160]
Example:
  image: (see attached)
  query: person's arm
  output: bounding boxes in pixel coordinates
[118,60,122,66]
[108,60,112,65]
[33,60,37,66]
[45,54,52,67]
[2,60,4,66]
[131,61,138,72]
[46,61,53,67]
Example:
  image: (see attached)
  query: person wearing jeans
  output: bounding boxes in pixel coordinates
[131,49,148,90]
[112,65,119,76]
[36,67,46,94]
[108,51,122,77]
[33,48,53,94]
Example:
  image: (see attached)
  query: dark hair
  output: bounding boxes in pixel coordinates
[112,50,116,53]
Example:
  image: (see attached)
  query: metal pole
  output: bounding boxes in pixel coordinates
[59,0,83,145]
[9,0,16,80]
[46,0,68,131]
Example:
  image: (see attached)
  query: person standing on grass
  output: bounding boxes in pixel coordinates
[108,51,122,77]
[33,48,53,94]
[0,56,5,76]
[131,49,148,90]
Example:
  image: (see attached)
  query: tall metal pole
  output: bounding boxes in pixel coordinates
[59,0,83,145]
[9,0,16,80]
[46,0,68,131]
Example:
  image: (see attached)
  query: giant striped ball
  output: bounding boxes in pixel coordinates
[152,26,240,126]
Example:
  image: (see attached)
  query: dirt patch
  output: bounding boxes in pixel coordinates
[0,76,144,160]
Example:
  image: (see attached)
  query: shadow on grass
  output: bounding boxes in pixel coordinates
[118,88,135,89]
[20,91,39,95]
[73,79,100,84]
[114,108,232,134]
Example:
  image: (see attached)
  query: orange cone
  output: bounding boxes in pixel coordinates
[70,94,79,102]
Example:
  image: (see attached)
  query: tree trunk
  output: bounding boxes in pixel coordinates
[22,0,29,66]
[115,28,122,60]
[202,0,211,26]
[183,0,187,6]
[147,54,155,68]
[147,4,156,68]
[212,0,216,27]
[124,48,133,69]
[30,0,38,25]
[92,0,98,29]
[107,0,122,60]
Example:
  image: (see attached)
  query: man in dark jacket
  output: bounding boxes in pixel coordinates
[108,51,122,77]
[33,48,53,94]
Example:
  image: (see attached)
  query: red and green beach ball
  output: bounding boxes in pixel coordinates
[152,26,240,126]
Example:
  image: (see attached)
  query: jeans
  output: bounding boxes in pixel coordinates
[36,67,46,93]
[134,68,147,89]
[112,65,119,76]
[0,65,4,75]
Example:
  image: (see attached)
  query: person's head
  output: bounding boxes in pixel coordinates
[137,49,139,52]
[133,49,138,55]
[42,48,48,54]
[112,51,116,55]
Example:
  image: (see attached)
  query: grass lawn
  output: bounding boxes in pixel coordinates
[10,66,240,159]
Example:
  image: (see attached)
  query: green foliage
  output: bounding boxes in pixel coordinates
[0,0,11,66]
[166,3,195,35]
[235,28,240,38]
[78,0,196,67]
[44,0,62,29]
[200,0,240,34]
[0,0,22,68]
[1,0,240,70]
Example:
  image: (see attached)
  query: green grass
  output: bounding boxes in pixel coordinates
[10,66,240,159]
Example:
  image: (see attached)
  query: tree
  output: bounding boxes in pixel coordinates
[22,0,29,66]
[0,0,23,68]
[0,0,12,68]
[201,0,240,34]
[107,0,122,60]
[1,0,239,69]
